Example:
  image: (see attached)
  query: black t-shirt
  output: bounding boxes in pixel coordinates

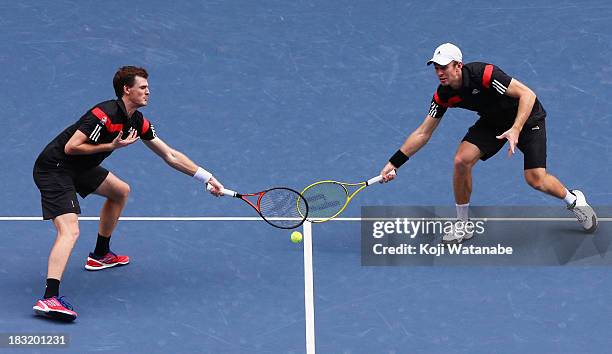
[36,99,156,171]
[427,62,546,127]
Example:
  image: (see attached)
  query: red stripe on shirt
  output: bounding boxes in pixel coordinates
[482,64,493,88]
[433,92,449,107]
[448,96,462,106]
[434,92,462,108]
[141,118,150,134]
[91,107,123,133]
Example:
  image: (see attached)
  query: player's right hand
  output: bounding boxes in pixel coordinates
[207,177,224,197]
[111,129,139,149]
[380,162,397,182]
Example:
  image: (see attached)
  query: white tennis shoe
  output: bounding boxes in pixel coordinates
[568,190,598,233]
[442,220,475,244]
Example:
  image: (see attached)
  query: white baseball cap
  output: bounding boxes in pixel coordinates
[427,43,463,66]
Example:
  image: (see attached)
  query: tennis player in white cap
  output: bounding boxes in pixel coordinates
[380,43,597,243]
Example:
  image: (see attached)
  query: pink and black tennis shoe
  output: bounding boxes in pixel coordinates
[33,296,77,322]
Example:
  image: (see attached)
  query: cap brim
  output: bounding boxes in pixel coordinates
[426,56,453,66]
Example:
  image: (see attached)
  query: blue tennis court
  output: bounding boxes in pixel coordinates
[1,1,611,353]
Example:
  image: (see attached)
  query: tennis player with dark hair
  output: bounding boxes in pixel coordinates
[32,66,224,321]
[380,43,597,243]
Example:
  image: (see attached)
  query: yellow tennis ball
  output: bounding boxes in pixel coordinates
[291,231,303,243]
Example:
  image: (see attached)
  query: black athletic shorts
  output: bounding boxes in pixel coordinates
[33,163,109,220]
[462,118,547,170]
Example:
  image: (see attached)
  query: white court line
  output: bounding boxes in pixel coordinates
[1,216,611,221]
[302,221,316,354]
[333,217,612,222]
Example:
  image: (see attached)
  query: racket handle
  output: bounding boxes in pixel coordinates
[206,183,237,197]
[366,175,384,186]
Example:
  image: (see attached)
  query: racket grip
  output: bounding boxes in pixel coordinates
[366,175,384,186]
[206,183,237,197]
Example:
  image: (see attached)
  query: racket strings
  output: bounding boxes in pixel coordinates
[259,188,308,229]
[301,182,348,219]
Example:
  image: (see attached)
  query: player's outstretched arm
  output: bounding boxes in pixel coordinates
[380,115,441,182]
[143,137,224,196]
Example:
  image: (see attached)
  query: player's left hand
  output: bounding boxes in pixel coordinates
[207,177,224,197]
[496,127,520,157]
[111,129,139,150]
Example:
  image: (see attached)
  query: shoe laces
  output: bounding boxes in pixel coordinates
[56,296,74,311]
[93,251,116,261]
[571,208,587,223]
[444,220,468,236]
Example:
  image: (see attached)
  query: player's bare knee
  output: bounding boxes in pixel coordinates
[111,182,130,202]
[60,227,80,242]
[525,173,545,191]
[53,215,80,241]
[454,155,474,173]
[71,228,80,241]
[119,182,130,201]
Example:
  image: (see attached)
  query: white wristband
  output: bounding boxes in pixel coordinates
[193,167,212,183]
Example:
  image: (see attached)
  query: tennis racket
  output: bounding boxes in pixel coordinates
[298,174,386,223]
[207,184,309,229]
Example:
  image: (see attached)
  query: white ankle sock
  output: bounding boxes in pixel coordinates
[563,189,576,206]
[456,203,469,221]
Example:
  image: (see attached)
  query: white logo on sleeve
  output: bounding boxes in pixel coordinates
[491,79,508,95]
[428,102,439,117]
[150,124,157,138]
[89,125,103,142]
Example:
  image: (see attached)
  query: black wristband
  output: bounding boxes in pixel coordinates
[389,150,409,168]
